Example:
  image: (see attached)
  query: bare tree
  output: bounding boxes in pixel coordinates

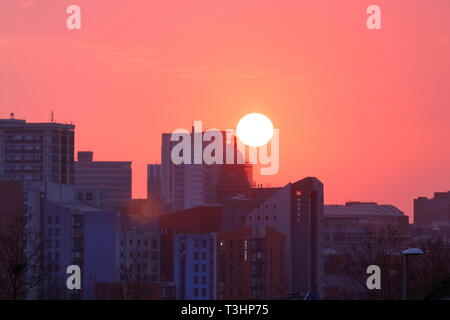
[0,209,46,299]
[409,234,450,299]
[336,225,450,300]
[120,250,153,299]
[338,224,405,300]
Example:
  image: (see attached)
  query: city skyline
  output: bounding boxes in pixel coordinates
[1,0,450,217]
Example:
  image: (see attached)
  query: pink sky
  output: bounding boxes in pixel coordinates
[1,0,450,219]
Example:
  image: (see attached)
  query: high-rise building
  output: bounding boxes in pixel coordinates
[0,118,75,184]
[74,151,132,211]
[147,164,161,199]
[222,177,324,297]
[160,129,253,212]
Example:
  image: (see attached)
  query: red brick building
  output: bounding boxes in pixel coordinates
[216,226,286,300]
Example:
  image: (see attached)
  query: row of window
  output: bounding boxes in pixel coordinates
[120,239,158,248]
[193,251,208,260]
[120,251,159,260]
[5,154,42,161]
[5,164,42,171]
[193,288,208,297]
[232,204,278,210]
[5,144,42,151]
[193,264,208,273]
[119,263,158,273]
[232,215,277,222]
[193,276,208,285]
[2,175,43,181]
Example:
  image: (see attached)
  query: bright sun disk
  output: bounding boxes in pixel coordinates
[236,113,274,147]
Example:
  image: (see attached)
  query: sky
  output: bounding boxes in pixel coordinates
[1,0,449,219]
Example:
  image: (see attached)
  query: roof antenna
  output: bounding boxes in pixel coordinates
[50,110,54,123]
[10,112,14,119]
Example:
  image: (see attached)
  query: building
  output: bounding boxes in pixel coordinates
[173,233,215,300]
[0,117,75,184]
[0,181,117,300]
[147,164,161,199]
[414,192,450,227]
[117,223,160,286]
[42,200,117,300]
[159,206,222,282]
[222,177,324,297]
[216,226,286,300]
[160,129,253,212]
[74,151,132,211]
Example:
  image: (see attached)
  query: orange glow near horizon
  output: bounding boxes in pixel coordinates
[1,0,450,219]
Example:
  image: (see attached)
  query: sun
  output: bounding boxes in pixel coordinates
[236,113,274,147]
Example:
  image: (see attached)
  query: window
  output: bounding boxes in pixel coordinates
[194,264,199,272]
[201,288,206,297]
[194,276,199,284]
[194,288,199,297]
[202,264,207,272]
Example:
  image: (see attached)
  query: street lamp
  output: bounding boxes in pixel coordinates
[402,248,424,300]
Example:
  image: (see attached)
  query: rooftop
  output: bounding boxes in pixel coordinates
[325,202,405,217]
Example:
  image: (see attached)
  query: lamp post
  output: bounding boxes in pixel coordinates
[402,248,424,300]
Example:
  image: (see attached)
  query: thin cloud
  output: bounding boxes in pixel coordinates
[18,0,32,9]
